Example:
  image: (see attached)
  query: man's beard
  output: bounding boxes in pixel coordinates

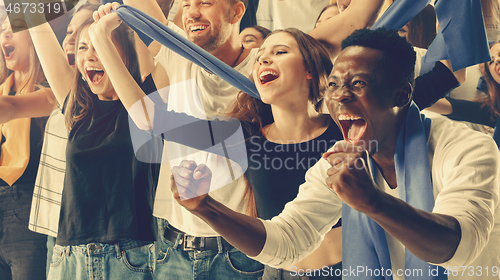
[191,32,223,52]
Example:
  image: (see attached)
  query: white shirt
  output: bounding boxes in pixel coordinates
[256,0,330,33]
[153,21,258,236]
[253,114,500,280]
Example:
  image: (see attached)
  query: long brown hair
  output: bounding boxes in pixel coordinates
[231,28,333,217]
[478,41,500,120]
[65,18,141,129]
[228,28,333,135]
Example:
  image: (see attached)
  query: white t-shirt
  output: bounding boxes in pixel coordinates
[153,21,258,236]
[254,114,500,280]
[256,0,330,33]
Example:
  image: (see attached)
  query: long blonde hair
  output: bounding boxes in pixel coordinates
[0,17,46,93]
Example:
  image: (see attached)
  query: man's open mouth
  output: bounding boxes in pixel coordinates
[338,114,367,143]
[189,25,208,33]
[3,44,15,59]
[259,70,279,84]
[86,67,105,84]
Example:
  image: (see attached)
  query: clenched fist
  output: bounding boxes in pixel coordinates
[171,160,212,211]
[323,140,383,214]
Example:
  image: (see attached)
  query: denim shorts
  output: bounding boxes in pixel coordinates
[154,220,264,280]
[47,239,154,280]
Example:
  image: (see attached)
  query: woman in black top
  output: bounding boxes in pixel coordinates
[27,16,160,280]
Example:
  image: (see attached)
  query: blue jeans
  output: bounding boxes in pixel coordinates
[154,221,264,280]
[0,184,47,280]
[46,236,56,277]
[262,262,343,280]
[47,239,155,280]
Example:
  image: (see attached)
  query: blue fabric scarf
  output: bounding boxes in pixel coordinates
[113,5,260,99]
[372,0,490,76]
[342,102,447,279]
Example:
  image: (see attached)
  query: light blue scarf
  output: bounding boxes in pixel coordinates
[342,102,447,279]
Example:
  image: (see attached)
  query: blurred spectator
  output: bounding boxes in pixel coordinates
[239,25,271,49]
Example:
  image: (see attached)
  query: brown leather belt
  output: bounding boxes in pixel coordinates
[163,225,234,252]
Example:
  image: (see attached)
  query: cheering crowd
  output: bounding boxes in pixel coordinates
[0,0,499,279]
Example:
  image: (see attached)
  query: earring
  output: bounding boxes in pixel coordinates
[81,75,86,82]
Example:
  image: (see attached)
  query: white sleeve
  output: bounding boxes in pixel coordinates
[251,157,343,267]
[431,124,500,267]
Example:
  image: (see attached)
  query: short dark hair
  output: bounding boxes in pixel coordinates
[341,28,416,89]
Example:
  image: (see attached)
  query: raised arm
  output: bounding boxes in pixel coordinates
[119,0,168,56]
[309,0,384,58]
[26,12,74,106]
[90,6,156,130]
[0,88,56,123]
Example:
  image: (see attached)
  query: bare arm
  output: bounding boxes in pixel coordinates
[171,161,266,257]
[309,0,384,58]
[90,8,155,130]
[172,0,183,28]
[426,98,453,115]
[0,88,56,123]
[118,0,166,56]
[135,32,155,81]
[192,197,266,256]
[26,11,73,106]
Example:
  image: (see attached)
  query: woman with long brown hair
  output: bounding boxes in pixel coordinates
[0,13,53,280]
[23,6,160,277]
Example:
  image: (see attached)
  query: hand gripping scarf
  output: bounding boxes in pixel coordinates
[0,73,31,186]
[113,5,260,99]
[342,102,447,279]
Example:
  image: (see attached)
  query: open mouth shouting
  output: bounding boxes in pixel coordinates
[189,24,208,34]
[338,114,367,144]
[259,70,279,85]
[2,44,15,60]
[67,52,75,67]
[85,67,106,85]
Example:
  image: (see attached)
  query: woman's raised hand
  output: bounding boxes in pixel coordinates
[89,3,122,38]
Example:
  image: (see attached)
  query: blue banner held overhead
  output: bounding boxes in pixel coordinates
[423,0,491,71]
[113,5,260,99]
[371,0,432,31]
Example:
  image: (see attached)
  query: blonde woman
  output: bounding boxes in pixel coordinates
[0,14,54,280]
